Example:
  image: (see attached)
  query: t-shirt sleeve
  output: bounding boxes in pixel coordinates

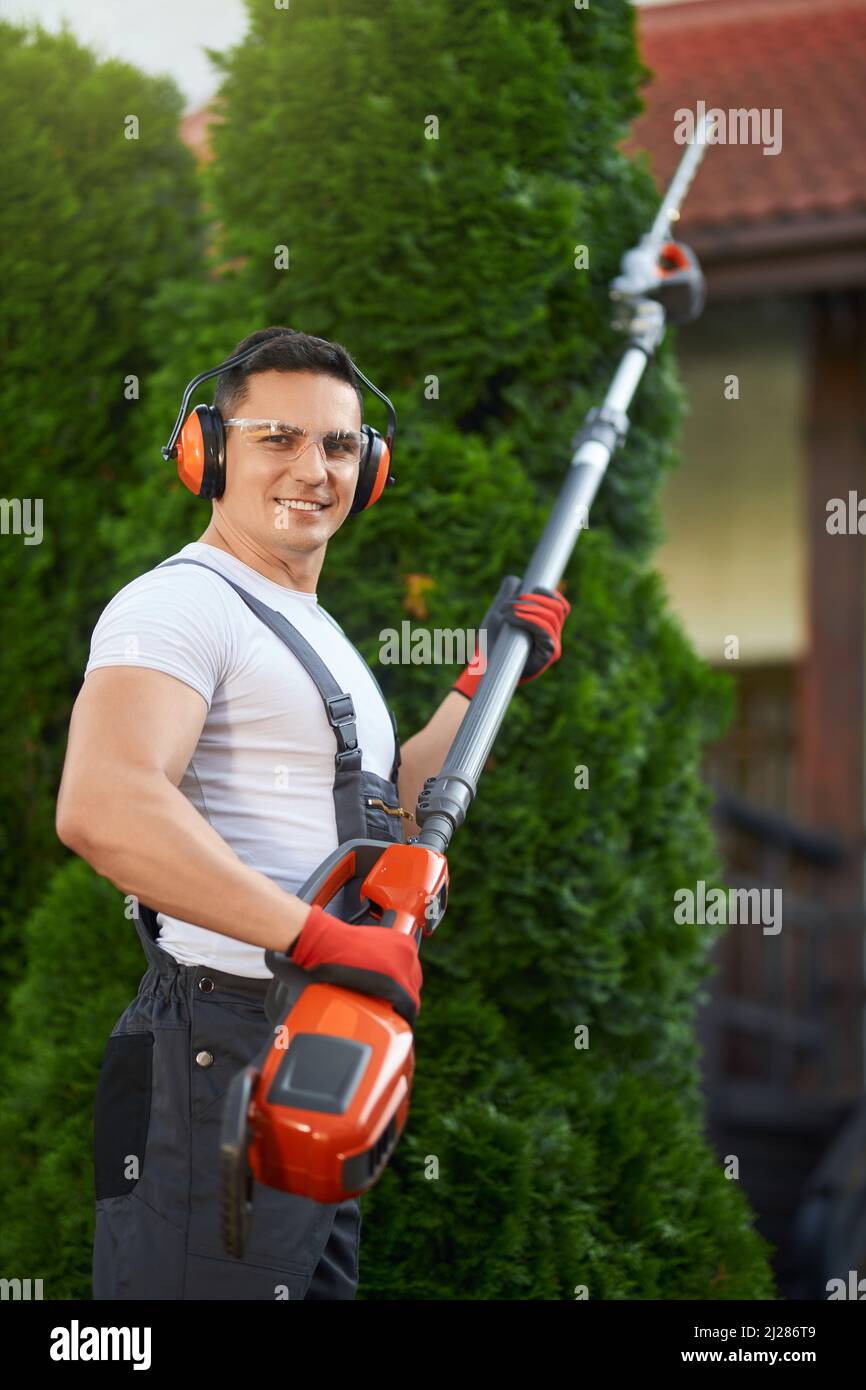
[84,565,237,707]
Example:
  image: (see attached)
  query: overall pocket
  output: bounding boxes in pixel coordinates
[187,987,333,1274]
[93,1032,154,1200]
[362,772,406,845]
[189,989,272,1123]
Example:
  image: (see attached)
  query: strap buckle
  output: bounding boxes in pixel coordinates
[325,693,359,758]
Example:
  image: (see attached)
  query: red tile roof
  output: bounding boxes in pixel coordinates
[630,0,866,233]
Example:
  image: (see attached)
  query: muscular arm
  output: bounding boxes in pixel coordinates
[397,689,471,840]
[55,666,311,954]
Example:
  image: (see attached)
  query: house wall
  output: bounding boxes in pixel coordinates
[655,296,809,665]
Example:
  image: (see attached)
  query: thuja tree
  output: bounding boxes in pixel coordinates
[0,24,202,1288]
[0,21,204,988]
[7,0,775,1296]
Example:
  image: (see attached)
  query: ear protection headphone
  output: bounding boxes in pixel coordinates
[161,330,397,515]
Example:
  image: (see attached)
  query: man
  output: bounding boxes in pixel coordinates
[55,327,570,1300]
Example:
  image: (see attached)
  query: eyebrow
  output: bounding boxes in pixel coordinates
[257,421,358,434]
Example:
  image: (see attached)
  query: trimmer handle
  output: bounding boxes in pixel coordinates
[263,837,447,1027]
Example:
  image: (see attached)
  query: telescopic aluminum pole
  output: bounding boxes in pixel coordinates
[415,115,712,855]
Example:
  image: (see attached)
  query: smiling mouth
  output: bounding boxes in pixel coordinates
[274,498,330,513]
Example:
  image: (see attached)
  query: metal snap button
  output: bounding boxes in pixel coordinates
[195,1050,214,1068]
[198,977,215,992]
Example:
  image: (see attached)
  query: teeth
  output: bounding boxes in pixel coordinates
[276,499,325,511]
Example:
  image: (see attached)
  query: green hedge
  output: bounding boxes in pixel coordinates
[0,18,204,988]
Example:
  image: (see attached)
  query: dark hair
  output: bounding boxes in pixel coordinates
[212,326,365,425]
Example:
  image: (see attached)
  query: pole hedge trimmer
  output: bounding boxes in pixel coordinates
[219,117,712,1258]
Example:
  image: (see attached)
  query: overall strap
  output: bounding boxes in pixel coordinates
[318,607,401,781]
[158,558,363,774]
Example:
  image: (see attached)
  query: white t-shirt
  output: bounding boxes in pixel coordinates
[83,541,397,977]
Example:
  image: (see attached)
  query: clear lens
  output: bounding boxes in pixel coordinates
[232,421,364,465]
[322,431,365,464]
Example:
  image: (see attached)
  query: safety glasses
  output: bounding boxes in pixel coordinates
[223,419,367,465]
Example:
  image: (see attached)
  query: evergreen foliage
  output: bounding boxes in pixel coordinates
[0,19,204,983]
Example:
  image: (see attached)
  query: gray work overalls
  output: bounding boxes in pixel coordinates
[91,559,405,1300]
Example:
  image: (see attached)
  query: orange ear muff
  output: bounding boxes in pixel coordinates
[363,440,392,510]
[350,429,392,514]
[176,405,226,499]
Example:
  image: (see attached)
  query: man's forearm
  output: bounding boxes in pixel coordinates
[398,689,472,839]
[67,773,311,954]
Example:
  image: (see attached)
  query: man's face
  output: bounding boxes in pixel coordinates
[219,369,362,554]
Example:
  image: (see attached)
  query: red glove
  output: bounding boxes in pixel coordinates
[453,578,571,700]
[287,903,423,1027]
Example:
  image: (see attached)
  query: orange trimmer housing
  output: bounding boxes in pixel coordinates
[219,839,448,1255]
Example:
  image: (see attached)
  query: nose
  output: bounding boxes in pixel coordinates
[289,438,330,478]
